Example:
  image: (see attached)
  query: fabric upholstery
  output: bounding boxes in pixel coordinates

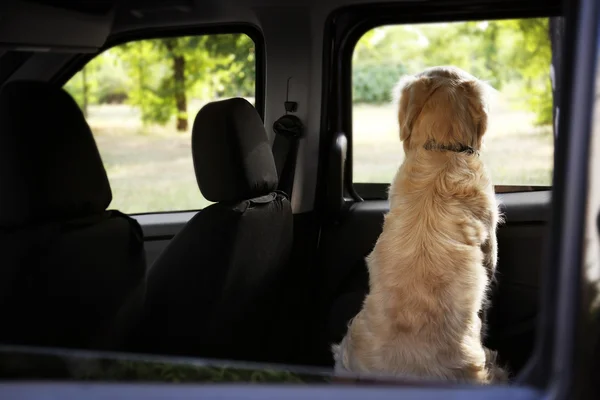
[131,195,293,361]
[0,80,111,229]
[0,81,146,350]
[192,98,278,203]
[0,211,146,349]
[128,98,294,363]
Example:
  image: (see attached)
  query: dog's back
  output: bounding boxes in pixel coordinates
[333,66,501,384]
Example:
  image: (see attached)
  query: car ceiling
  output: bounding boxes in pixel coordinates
[1,0,556,52]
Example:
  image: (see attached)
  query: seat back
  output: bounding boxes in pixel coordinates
[131,98,295,363]
[0,81,146,349]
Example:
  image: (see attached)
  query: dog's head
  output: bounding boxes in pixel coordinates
[393,66,491,152]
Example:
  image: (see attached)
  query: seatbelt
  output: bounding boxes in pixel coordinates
[272,113,303,197]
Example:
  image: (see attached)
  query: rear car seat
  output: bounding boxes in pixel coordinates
[127,98,295,363]
[0,80,146,349]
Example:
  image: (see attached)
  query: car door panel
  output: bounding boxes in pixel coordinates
[315,191,550,373]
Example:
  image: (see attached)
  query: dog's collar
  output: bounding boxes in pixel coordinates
[423,140,479,156]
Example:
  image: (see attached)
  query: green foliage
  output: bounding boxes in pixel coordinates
[204,33,255,98]
[65,33,255,131]
[110,40,169,126]
[503,18,553,125]
[63,56,103,115]
[353,62,407,103]
[352,18,553,125]
[64,20,553,131]
[93,52,130,104]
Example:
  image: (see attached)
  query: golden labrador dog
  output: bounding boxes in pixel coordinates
[332,66,507,384]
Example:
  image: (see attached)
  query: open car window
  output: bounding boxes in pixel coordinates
[351,18,554,196]
[63,33,257,214]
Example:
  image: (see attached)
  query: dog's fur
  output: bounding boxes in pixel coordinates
[332,66,507,384]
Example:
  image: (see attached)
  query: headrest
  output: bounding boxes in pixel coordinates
[192,98,278,203]
[0,80,112,228]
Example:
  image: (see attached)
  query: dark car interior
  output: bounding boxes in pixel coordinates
[0,0,568,386]
[0,80,146,350]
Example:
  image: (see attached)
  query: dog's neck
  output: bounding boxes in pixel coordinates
[422,139,479,156]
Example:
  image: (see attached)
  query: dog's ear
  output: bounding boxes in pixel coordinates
[459,80,489,148]
[394,75,432,143]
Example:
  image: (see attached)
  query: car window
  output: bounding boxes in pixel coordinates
[64,33,257,214]
[352,18,554,191]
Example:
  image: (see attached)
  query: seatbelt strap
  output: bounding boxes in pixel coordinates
[273,132,298,196]
[272,114,303,197]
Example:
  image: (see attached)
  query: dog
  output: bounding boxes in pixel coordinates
[332,66,507,384]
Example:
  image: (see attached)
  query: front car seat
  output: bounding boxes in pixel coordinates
[130,98,294,363]
[0,80,146,349]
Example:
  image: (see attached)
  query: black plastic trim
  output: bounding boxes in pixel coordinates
[0,51,34,85]
[515,0,580,390]
[349,190,551,223]
[527,0,597,396]
[354,183,552,200]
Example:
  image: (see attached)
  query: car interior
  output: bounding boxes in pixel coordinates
[0,0,564,384]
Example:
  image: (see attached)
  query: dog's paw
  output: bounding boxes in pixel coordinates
[332,341,353,375]
[331,343,340,356]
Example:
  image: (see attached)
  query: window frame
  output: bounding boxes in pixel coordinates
[322,2,561,201]
[52,23,266,216]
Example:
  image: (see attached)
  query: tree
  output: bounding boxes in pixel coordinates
[508,18,553,125]
[108,34,254,132]
[63,56,103,116]
[203,34,255,98]
[65,33,257,131]
[416,19,552,125]
[160,38,191,131]
[352,18,553,125]
[112,40,173,128]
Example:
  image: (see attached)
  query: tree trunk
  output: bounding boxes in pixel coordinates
[81,66,88,118]
[173,54,188,132]
[163,38,188,132]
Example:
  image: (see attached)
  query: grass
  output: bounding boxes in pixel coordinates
[352,93,554,185]
[88,99,216,214]
[88,94,553,214]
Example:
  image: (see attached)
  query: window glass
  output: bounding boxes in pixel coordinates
[352,19,554,187]
[64,33,256,214]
